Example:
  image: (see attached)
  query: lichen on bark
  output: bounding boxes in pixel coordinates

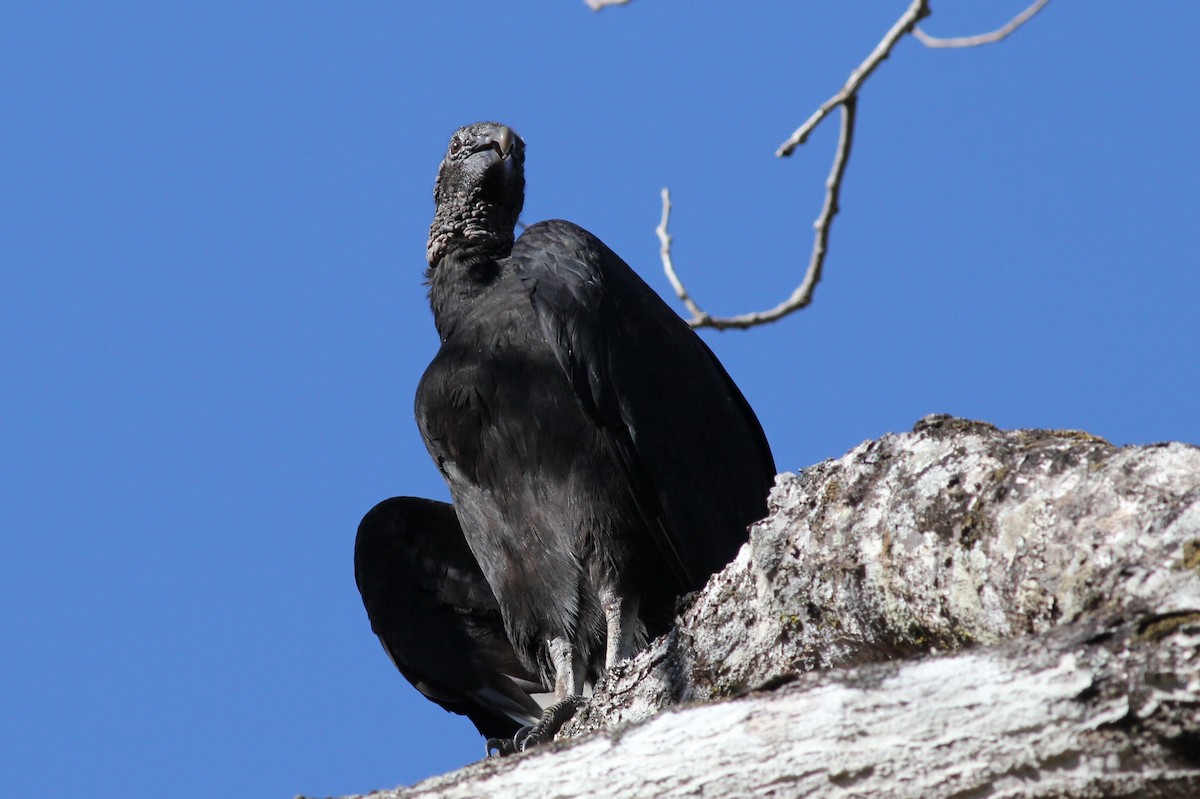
[344,416,1200,799]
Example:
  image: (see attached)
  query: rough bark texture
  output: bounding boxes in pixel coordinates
[343,416,1200,799]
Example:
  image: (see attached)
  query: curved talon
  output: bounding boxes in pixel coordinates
[512,723,535,752]
[486,736,518,757]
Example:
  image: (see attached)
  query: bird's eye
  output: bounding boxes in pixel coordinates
[449,138,463,155]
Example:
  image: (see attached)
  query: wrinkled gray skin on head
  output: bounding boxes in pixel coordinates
[426,122,525,268]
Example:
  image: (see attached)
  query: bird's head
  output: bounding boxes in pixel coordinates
[427,122,526,268]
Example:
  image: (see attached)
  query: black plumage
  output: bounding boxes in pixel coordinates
[354,496,546,740]
[416,121,776,721]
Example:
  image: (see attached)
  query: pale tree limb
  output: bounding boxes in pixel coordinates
[657,0,1054,330]
[663,0,928,330]
[659,97,857,330]
[914,0,1051,48]
[349,624,1200,799]
[345,419,1200,799]
[584,0,631,10]
[775,0,928,158]
[656,189,707,325]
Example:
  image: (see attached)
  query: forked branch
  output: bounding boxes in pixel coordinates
[659,98,857,330]
[657,0,1050,330]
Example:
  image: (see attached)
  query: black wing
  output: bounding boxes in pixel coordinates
[513,220,776,590]
[354,497,546,739]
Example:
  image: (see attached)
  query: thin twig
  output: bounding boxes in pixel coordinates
[662,99,857,330]
[644,0,1048,329]
[777,0,929,157]
[657,189,709,325]
[662,0,921,330]
[914,0,1050,49]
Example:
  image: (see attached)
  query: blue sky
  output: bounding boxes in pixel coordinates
[2,2,1197,797]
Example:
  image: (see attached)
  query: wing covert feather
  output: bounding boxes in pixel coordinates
[513,220,775,589]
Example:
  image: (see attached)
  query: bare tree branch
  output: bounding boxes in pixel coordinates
[656,189,709,326]
[585,0,632,10]
[776,0,928,158]
[914,0,1051,49]
[661,0,929,330]
[660,97,857,331]
[650,0,1053,330]
[344,420,1200,799]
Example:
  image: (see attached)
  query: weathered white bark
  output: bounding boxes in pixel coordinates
[347,416,1200,799]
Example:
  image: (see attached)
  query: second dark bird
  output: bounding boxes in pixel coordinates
[354,496,548,742]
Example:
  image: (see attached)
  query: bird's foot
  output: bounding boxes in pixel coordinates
[517,696,585,751]
[520,695,586,750]
[488,696,585,756]
[485,736,519,757]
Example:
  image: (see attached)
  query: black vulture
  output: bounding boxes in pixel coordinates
[354,496,548,744]
[417,122,776,746]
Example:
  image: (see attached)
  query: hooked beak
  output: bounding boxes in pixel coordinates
[473,125,516,160]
